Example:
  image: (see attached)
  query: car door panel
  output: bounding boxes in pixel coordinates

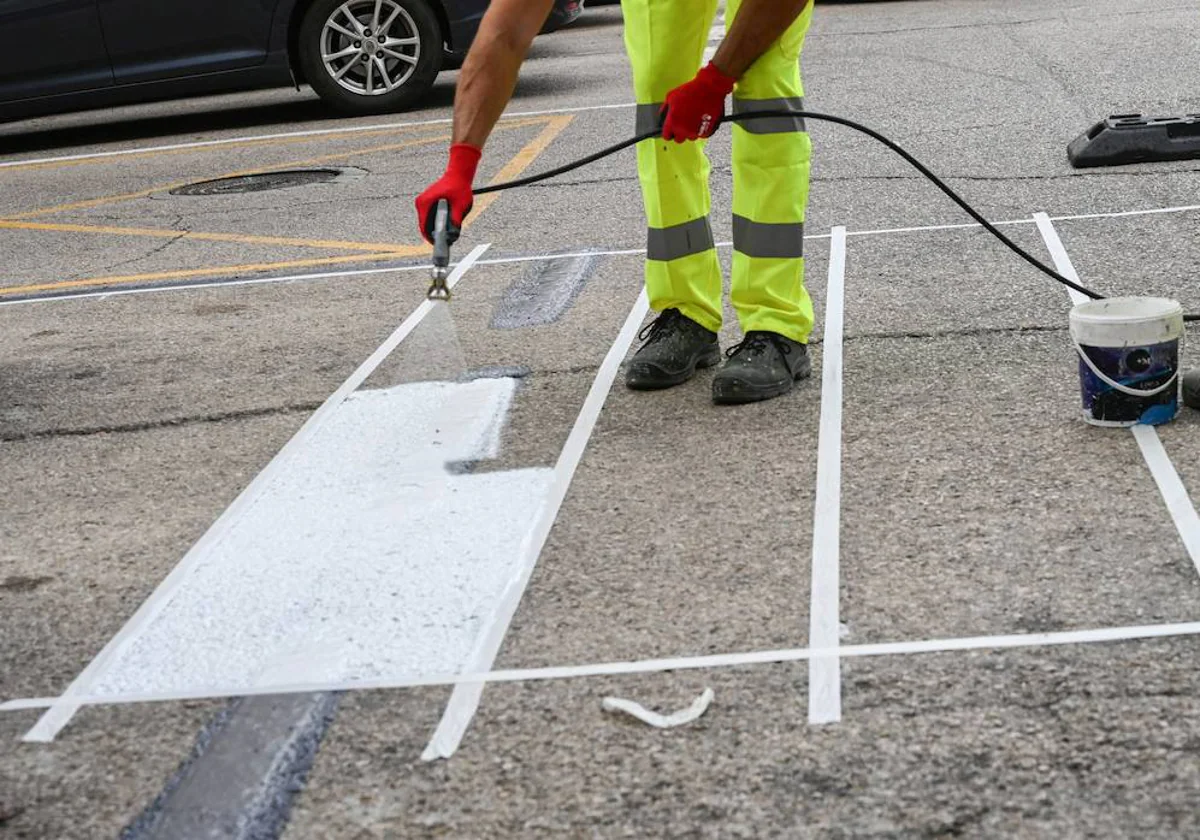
[0,0,112,101]
[98,0,276,83]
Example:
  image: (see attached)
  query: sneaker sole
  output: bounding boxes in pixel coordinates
[712,360,812,405]
[625,347,722,391]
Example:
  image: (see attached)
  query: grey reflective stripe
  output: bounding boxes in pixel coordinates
[647,217,715,261]
[731,97,807,134]
[732,215,805,259]
[636,102,664,136]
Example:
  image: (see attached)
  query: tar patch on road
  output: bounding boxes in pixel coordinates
[490,253,603,329]
[0,575,54,593]
[121,693,339,840]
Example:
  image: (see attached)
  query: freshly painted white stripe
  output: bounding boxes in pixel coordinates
[808,227,847,725]
[0,103,635,169]
[21,244,490,743]
[1132,426,1200,577]
[421,288,652,761]
[9,620,1200,712]
[71,378,552,701]
[1035,214,1200,580]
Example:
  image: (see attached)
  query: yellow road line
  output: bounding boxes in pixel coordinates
[3,132,451,221]
[0,252,415,297]
[0,116,574,297]
[463,114,576,231]
[0,219,422,254]
[0,125,452,175]
[4,118,544,221]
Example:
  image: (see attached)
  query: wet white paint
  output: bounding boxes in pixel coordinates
[84,378,552,698]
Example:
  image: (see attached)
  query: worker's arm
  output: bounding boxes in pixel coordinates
[452,0,556,147]
[661,0,812,142]
[711,0,812,79]
[414,0,553,240]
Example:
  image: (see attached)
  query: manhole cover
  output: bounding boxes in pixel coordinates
[170,168,344,196]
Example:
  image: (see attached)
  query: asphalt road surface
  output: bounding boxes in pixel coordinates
[4,0,1200,837]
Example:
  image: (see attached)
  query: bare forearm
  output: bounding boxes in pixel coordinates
[712,0,812,79]
[452,0,554,147]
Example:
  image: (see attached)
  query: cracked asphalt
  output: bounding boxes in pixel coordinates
[4,0,1200,837]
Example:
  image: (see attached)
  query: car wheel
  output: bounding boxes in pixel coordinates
[298,0,442,115]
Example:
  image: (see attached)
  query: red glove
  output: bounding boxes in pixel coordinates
[415,143,482,243]
[660,62,737,143]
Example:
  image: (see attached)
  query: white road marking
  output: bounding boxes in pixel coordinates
[0,103,636,169]
[5,202,1198,308]
[21,244,490,743]
[74,378,552,700]
[808,227,847,725]
[1034,213,1200,578]
[8,619,1200,712]
[1033,213,1090,307]
[421,288,651,761]
[846,202,1200,240]
[1132,426,1200,578]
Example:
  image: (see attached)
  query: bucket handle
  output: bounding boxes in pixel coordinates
[1072,337,1179,398]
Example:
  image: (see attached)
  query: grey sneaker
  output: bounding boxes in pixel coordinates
[625,308,721,390]
[712,331,812,405]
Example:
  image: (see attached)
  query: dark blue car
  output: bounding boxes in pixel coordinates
[0,0,582,121]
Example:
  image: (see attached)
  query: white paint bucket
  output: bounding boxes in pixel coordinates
[1068,296,1183,427]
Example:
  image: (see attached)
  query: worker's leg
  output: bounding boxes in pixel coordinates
[727,0,814,345]
[621,0,722,334]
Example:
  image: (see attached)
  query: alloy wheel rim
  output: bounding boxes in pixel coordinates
[320,0,420,96]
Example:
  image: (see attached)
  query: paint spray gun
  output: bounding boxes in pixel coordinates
[427,198,457,301]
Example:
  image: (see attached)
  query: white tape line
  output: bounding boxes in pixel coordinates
[808,226,847,726]
[1035,213,1200,580]
[7,202,1200,308]
[602,688,715,728]
[0,102,635,169]
[848,203,1200,241]
[1033,213,1090,306]
[1132,425,1200,578]
[0,246,667,309]
[20,244,490,743]
[7,620,1200,713]
[420,288,652,761]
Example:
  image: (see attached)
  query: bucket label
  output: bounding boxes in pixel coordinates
[1077,339,1179,426]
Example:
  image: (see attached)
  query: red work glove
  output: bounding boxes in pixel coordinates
[660,62,737,143]
[415,143,482,243]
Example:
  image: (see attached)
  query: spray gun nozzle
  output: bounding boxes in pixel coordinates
[428,198,458,301]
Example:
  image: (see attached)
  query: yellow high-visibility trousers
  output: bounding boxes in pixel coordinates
[621,0,815,344]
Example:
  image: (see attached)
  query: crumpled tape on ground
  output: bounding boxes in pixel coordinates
[600,688,714,729]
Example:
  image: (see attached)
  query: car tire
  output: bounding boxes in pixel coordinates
[298,0,442,115]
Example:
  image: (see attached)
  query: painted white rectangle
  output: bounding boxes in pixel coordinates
[808,226,847,725]
[79,379,553,699]
[23,244,491,741]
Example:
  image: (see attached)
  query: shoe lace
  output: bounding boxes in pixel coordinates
[637,308,683,345]
[725,331,791,359]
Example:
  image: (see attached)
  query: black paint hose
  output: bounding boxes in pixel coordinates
[474,109,1200,322]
